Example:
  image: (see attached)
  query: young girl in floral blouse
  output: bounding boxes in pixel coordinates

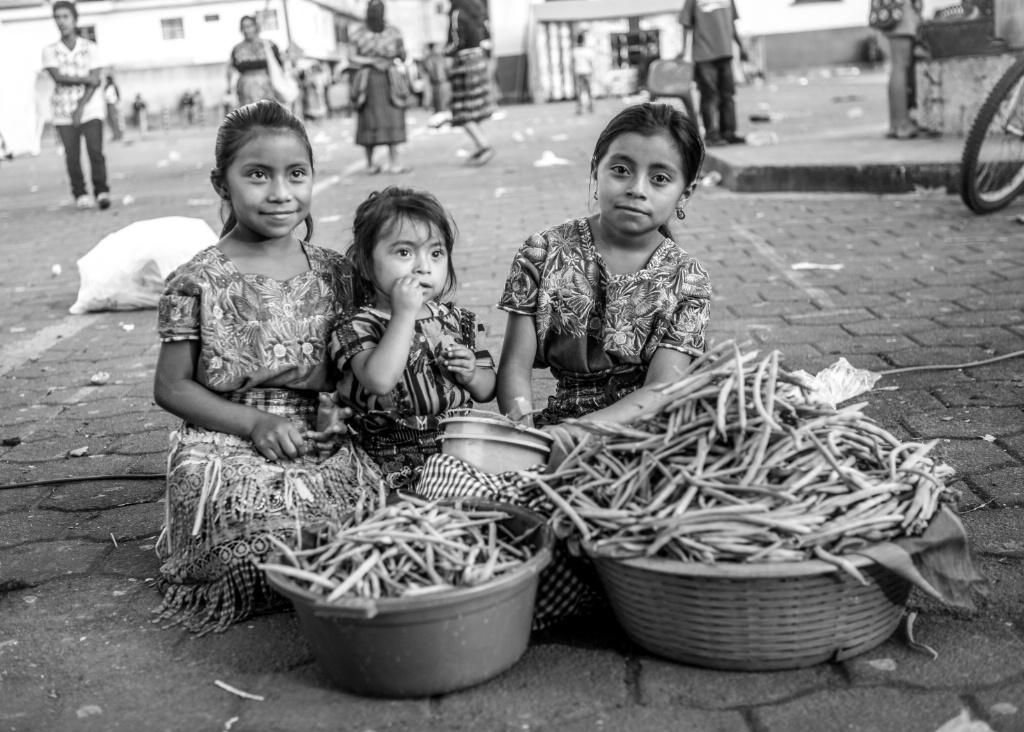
[153,101,381,634]
[330,186,496,489]
[497,102,711,430]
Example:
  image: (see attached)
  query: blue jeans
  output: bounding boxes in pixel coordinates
[56,119,109,199]
[694,58,737,139]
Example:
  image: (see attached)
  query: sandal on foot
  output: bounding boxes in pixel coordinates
[366,165,382,175]
[468,147,496,166]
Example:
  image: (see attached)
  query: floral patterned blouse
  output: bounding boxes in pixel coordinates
[349,23,405,61]
[498,217,712,376]
[330,301,494,433]
[158,244,356,394]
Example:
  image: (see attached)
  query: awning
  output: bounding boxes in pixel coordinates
[532,0,682,23]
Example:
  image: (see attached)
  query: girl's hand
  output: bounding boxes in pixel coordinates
[250,412,307,462]
[304,393,353,443]
[442,344,477,385]
[390,276,426,318]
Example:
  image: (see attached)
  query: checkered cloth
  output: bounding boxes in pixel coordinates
[416,453,602,630]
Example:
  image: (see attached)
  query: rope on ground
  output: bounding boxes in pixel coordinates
[877,348,1024,376]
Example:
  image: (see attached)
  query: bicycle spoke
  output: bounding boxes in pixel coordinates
[973,73,1024,204]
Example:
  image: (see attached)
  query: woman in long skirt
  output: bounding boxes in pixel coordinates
[348,0,410,174]
[446,0,496,166]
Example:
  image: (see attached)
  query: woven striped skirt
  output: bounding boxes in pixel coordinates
[154,388,384,634]
[357,422,441,492]
[416,453,602,630]
[537,365,647,427]
[449,47,495,126]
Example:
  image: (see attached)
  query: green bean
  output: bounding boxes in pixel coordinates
[525,343,956,564]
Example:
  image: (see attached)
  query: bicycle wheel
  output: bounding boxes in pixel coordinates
[960,55,1024,214]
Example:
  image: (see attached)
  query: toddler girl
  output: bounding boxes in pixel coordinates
[497,102,712,431]
[153,100,380,634]
[331,185,496,489]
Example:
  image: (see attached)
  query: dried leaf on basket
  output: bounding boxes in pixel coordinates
[857,506,984,609]
[525,342,969,592]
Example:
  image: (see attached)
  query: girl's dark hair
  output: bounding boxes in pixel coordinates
[349,186,458,305]
[239,14,258,31]
[52,0,77,19]
[590,103,705,238]
[366,0,385,33]
[210,99,315,240]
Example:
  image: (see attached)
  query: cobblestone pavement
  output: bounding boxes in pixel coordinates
[1,98,1023,732]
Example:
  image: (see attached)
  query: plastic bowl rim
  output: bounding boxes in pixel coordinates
[439,415,554,444]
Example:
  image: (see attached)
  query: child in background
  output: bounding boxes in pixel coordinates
[572,31,594,115]
[497,102,711,434]
[153,100,379,634]
[331,186,496,490]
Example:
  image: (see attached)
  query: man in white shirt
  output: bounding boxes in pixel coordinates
[42,0,111,210]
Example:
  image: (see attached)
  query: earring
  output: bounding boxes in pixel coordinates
[593,189,598,200]
[676,207,686,220]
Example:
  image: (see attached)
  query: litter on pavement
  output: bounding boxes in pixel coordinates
[533,150,569,167]
[791,262,844,271]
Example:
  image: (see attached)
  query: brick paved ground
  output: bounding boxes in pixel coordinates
[1,89,1023,732]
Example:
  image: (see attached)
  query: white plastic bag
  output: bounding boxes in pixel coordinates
[784,357,882,409]
[69,217,217,314]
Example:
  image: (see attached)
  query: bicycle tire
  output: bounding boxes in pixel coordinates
[960,54,1024,214]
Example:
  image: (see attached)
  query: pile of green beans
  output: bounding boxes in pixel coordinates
[259,496,537,609]
[531,342,955,581]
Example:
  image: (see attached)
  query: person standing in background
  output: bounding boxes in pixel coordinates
[132,93,149,133]
[423,42,450,114]
[882,0,939,139]
[348,0,410,174]
[103,74,123,141]
[227,16,284,107]
[572,31,594,115]
[446,0,495,166]
[301,63,328,124]
[678,0,748,146]
[42,0,111,210]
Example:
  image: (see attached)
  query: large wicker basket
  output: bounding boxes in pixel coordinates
[585,549,911,671]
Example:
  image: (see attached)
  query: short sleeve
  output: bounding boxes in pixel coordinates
[657,261,712,358]
[330,310,385,370]
[41,44,57,70]
[157,268,202,342]
[86,41,104,71]
[679,0,695,27]
[349,24,367,54]
[314,246,361,314]
[497,233,549,316]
